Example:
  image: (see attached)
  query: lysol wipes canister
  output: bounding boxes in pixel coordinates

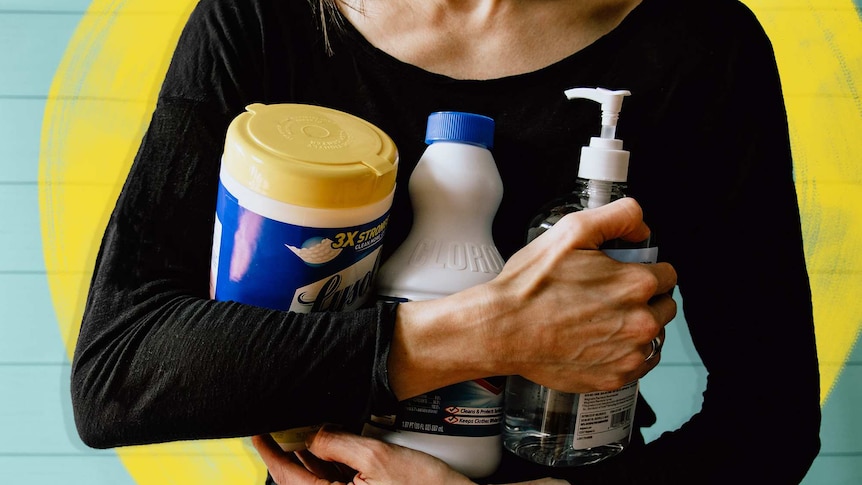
[209,103,398,449]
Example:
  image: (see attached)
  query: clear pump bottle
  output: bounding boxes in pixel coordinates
[503,88,658,467]
[362,111,505,478]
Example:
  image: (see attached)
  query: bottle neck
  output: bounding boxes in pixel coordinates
[576,178,627,209]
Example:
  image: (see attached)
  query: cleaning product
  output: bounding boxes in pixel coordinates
[210,103,398,450]
[503,88,657,467]
[361,111,505,478]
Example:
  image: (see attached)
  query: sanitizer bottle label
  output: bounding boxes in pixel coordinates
[211,181,389,312]
[572,380,638,449]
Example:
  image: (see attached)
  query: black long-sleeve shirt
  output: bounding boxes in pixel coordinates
[71,0,821,483]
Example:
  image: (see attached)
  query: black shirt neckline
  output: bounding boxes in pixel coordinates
[332,0,654,88]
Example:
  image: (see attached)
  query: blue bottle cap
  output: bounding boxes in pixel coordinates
[425,111,495,149]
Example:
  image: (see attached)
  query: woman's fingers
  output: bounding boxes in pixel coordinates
[305,428,375,472]
[251,434,346,485]
[647,262,678,297]
[251,434,287,470]
[553,197,651,249]
[649,292,677,330]
[295,448,355,482]
[306,427,475,485]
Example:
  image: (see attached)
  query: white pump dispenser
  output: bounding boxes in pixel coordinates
[564,87,631,208]
[504,87,656,467]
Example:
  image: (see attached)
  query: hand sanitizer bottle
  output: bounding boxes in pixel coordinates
[362,111,505,478]
[503,88,657,467]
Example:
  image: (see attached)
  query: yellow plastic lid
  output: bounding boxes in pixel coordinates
[222,103,398,209]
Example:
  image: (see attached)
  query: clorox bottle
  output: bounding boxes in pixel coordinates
[362,111,505,478]
[210,103,398,451]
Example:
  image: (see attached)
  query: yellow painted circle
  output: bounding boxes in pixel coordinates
[38,0,862,483]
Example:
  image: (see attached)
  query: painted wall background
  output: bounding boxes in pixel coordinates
[1,0,860,483]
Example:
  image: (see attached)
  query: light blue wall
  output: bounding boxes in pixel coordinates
[0,2,139,483]
[0,1,859,484]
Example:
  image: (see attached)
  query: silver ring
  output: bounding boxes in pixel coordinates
[645,335,663,362]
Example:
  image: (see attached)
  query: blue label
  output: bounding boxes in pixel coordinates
[602,246,658,264]
[211,181,389,312]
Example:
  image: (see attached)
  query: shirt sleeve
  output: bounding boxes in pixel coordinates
[70,0,399,449]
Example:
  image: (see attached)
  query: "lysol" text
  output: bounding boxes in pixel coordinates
[290,250,381,313]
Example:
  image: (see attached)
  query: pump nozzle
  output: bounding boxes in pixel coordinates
[564,87,631,139]
[564,87,632,184]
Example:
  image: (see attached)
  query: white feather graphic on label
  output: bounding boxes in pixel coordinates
[286,238,343,265]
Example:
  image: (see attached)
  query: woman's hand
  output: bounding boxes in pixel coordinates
[389,197,678,398]
[486,196,677,392]
[253,427,570,485]
[253,427,475,485]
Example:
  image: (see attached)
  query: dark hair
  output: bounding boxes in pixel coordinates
[309,0,348,55]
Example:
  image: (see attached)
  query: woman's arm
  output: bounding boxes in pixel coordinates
[70,95,400,447]
[71,0,399,447]
[389,198,677,399]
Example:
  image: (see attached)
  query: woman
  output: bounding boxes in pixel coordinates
[71,0,820,483]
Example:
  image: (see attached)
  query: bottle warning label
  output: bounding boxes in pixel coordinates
[368,378,505,438]
[572,380,638,449]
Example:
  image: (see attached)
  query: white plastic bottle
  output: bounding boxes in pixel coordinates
[210,103,398,451]
[503,88,658,467]
[361,111,505,478]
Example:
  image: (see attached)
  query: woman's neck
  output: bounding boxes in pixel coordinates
[337,0,642,79]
